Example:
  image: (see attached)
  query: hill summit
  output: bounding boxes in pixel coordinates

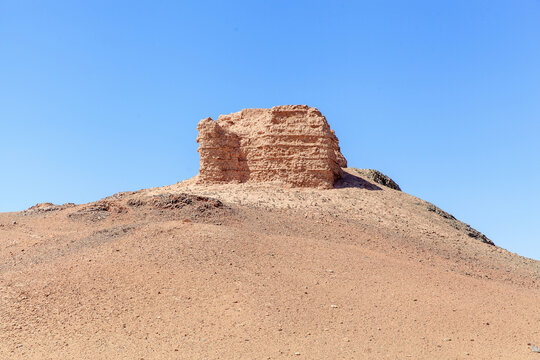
[196,105,347,188]
[1,105,539,358]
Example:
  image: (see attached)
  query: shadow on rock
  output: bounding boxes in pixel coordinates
[334,172,383,190]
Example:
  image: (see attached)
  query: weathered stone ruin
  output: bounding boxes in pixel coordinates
[196,105,347,188]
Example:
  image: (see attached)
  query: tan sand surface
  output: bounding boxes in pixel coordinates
[1,169,539,359]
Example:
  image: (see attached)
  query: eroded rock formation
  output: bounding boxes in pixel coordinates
[196,105,347,188]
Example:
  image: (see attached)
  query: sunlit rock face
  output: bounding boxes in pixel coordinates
[196,105,347,188]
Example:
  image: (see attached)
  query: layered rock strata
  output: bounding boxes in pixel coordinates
[196,105,347,188]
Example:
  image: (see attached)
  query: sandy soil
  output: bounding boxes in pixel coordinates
[0,169,539,359]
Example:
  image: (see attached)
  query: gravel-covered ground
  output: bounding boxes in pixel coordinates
[1,169,539,359]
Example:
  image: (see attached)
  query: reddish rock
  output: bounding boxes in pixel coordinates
[196,105,347,188]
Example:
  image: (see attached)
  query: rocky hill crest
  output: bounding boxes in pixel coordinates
[196,105,347,188]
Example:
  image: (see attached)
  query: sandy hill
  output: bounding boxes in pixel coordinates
[1,106,539,359]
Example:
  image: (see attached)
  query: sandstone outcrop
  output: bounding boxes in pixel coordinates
[196,105,347,188]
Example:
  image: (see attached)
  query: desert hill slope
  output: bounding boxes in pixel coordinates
[0,168,539,359]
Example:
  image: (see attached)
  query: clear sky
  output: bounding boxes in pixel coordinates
[1,1,539,260]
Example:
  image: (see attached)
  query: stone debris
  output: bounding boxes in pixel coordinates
[24,202,75,215]
[348,168,401,191]
[425,203,494,245]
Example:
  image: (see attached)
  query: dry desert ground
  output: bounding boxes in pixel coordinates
[1,168,539,359]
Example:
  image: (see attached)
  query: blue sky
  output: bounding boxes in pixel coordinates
[1,1,539,260]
